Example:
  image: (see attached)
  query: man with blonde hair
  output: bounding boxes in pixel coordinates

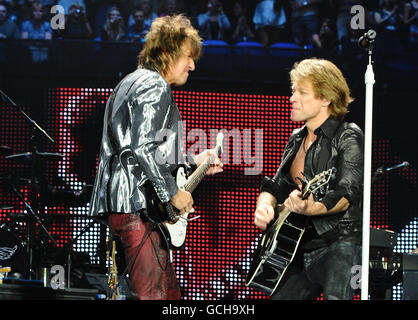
[254,58,364,300]
[89,14,223,300]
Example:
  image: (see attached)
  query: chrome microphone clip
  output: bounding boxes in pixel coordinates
[358,29,377,49]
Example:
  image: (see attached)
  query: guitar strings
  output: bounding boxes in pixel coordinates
[179,215,201,221]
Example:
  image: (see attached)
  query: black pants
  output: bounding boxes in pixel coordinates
[272,237,361,300]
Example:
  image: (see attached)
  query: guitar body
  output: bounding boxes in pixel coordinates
[144,133,224,250]
[164,167,195,249]
[145,132,224,252]
[245,168,335,296]
[144,166,194,250]
[245,206,305,296]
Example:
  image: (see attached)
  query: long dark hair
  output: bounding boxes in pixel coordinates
[138,14,202,75]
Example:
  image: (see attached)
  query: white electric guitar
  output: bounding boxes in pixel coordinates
[145,132,224,249]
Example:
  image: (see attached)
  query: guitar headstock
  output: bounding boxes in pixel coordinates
[301,168,336,200]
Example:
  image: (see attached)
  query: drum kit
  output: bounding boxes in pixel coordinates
[0,90,97,286]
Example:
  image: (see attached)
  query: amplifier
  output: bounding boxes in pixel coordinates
[402,254,418,300]
[370,228,397,248]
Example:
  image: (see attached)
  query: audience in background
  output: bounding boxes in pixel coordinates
[374,0,402,32]
[20,1,51,63]
[59,2,93,40]
[39,0,55,7]
[340,24,365,60]
[100,6,125,41]
[0,0,416,57]
[0,3,19,38]
[126,8,147,42]
[252,0,287,46]
[231,1,255,43]
[290,0,322,47]
[373,0,403,53]
[21,2,51,40]
[3,0,20,24]
[91,0,122,37]
[403,0,418,48]
[20,0,37,22]
[197,0,231,41]
[137,0,157,29]
[312,18,338,51]
[334,0,365,41]
[57,0,86,14]
[158,0,184,17]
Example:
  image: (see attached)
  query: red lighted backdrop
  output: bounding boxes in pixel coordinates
[0,87,416,300]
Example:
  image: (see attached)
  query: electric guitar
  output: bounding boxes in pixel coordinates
[245,168,336,296]
[144,132,224,250]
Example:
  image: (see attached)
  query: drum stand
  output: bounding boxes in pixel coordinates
[64,216,107,288]
[1,89,57,279]
[10,181,57,279]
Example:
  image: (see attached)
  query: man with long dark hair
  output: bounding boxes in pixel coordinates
[89,14,223,300]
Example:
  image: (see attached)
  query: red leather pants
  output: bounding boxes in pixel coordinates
[108,213,181,300]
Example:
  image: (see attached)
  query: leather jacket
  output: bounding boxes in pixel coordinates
[261,116,364,237]
[89,67,188,216]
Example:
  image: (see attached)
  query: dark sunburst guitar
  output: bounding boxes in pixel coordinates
[245,168,336,296]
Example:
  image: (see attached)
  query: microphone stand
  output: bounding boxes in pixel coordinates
[0,89,54,143]
[361,39,376,300]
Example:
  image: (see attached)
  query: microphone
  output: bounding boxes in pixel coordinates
[358,29,377,48]
[384,161,409,172]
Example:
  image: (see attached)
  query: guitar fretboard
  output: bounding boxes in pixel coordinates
[184,144,221,192]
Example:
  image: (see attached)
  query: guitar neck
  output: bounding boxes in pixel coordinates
[272,188,312,228]
[184,144,221,193]
[273,204,291,228]
[272,181,314,226]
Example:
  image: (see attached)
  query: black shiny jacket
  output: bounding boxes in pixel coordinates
[89,68,186,216]
[261,116,364,236]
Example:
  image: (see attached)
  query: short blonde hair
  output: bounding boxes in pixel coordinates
[290,58,353,120]
[138,14,202,75]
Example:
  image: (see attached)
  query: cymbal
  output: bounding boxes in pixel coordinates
[0,145,12,156]
[0,205,14,210]
[5,151,64,162]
